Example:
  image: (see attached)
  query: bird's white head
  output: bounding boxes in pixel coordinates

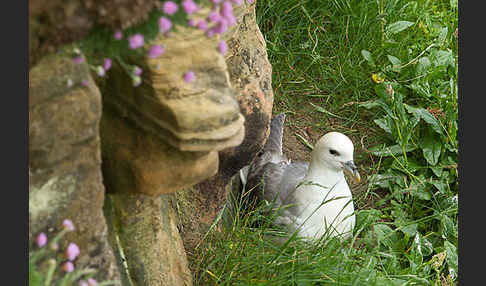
[311,132,360,183]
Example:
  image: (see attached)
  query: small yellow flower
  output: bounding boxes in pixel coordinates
[372,73,385,83]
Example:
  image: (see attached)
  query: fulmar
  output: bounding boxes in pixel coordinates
[242,114,360,239]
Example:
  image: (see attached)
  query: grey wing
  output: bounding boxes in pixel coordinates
[277,161,309,205]
[248,160,309,207]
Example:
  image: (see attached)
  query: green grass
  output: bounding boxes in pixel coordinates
[190,0,458,285]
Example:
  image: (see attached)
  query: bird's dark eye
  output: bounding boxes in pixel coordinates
[329,149,339,156]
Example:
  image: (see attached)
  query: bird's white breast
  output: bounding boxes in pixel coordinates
[291,175,355,239]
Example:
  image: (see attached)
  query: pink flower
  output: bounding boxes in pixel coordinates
[213,18,228,34]
[148,45,164,58]
[212,0,223,4]
[87,278,98,286]
[197,20,208,30]
[73,56,84,64]
[133,66,143,76]
[62,219,75,231]
[35,232,47,247]
[188,19,196,27]
[206,28,216,38]
[81,80,89,87]
[104,58,112,71]
[184,71,195,83]
[128,34,144,49]
[162,1,178,15]
[221,1,233,18]
[65,242,80,261]
[208,10,222,23]
[247,0,254,3]
[182,0,199,15]
[218,40,228,55]
[225,14,237,26]
[62,261,74,273]
[132,76,142,87]
[159,17,172,33]
[113,29,123,40]
[78,280,89,286]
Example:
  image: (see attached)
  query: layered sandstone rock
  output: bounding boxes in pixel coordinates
[29,54,120,282]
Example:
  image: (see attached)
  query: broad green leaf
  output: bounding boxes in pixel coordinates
[370,143,417,157]
[441,214,456,240]
[421,134,442,165]
[374,224,398,249]
[430,49,454,67]
[404,104,443,134]
[421,236,434,257]
[387,55,402,72]
[407,179,432,200]
[361,49,376,67]
[373,118,393,134]
[416,57,431,75]
[430,165,444,177]
[367,173,401,189]
[438,27,448,45]
[385,21,415,35]
[430,179,449,194]
[445,241,458,279]
[408,234,423,271]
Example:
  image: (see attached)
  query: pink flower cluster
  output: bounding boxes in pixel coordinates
[33,219,81,275]
[109,0,250,86]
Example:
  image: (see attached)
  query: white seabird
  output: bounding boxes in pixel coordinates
[243,114,360,239]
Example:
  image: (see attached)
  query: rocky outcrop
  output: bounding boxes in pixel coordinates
[100,23,245,196]
[180,1,274,248]
[29,54,120,282]
[104,193,192,286]
[99,16,246,285]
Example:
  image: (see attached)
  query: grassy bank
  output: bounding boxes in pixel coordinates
[190,0,458,285]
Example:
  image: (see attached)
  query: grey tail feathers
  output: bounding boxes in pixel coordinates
[263,114,286,155]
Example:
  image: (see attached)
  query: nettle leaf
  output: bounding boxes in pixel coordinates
[430,165,444,177]
[407,179,432,200]
[441,214,457,240]
[373,118,393,134]
[416,57,431,75]
[438,27,448,45]
[374,224,399,249]
[385,21,415,36]
[404,104,443,134]
[408,234,424,271]
[421,236,434,257]
[421,134,442,166]
[430,49,455,68]
[409,81,432,98]
[387,55,402,72]
[370,143,417,157]
[368,173,402,189]
[430,179,449,194]
[444,241,458,280]
[361,49,376,67]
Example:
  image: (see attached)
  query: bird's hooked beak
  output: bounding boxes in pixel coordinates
[342,160,360,183]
